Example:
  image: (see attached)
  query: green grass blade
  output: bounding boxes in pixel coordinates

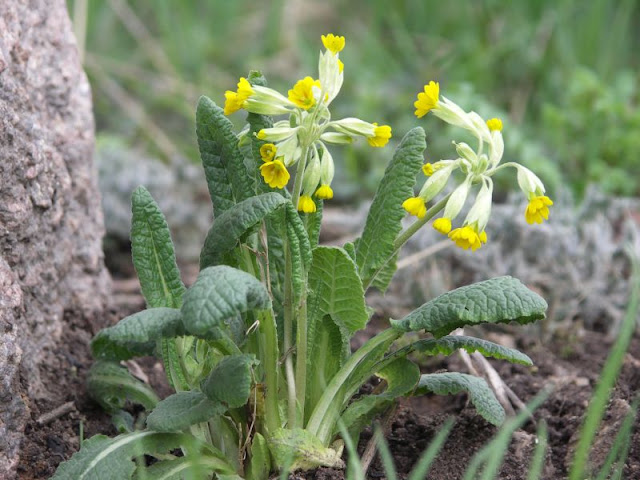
[408,418,455,480]
[527,421,548,480]
[374,426,398,480]
[568,249,640,480]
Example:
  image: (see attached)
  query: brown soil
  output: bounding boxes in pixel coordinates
[16,262,640,479]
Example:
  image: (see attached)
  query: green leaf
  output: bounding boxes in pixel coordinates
[51,431,216,480]
[411,335,533,365]
[201,354,258,408]
[305,195,323,250]
[181,266,271,338]
[146,391,226,432]
[91,308,185,361]
[305,316,349,423]
[339,357,420,438]
[353,128,426,290]
[131,186,185,309]
[269,428,344,470]
[307,246,369,335]
[200,192,288,269]
[391,276,547,337]
[285,203,312,302]
[135,453,236,480]
[196,96,255,215]
[246,432,271,480]
[415,373,505,426]
[87,361,160,413]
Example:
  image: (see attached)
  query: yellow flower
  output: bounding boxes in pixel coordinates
[259,159,290,189]
[402,197,427,219]
[486,118,503,132]
[367,124,392,147]
[224,91,242,115]
[448,226,483,251]
[298,195,317,213]
[315,184,334,200]
[433,217,452,235]
[288,77,321,110]
[321,34,345,54]
[259,143,277,162]
[338,59,344,73]
[414,81,440,118]
[525,195,553,224]
[422,163,434,176]
[236,77,254,102]
[479,230,488,244]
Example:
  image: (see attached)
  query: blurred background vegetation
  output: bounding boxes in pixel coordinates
[70,0,640,203]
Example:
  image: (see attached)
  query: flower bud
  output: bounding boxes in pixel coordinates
[418,164,454,202]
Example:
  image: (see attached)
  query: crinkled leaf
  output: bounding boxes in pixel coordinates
[370,252,398,292]
[181,266,270,337]
[91,308,184,361]
[130,186,187,390]
[305,197,323,250]
[411,335,533,365]
[246,432,271,480]
[339,357,420,438]
[307,246,369,336]
[285,202,312,300]
[51,431,218,480]
[353,128,426,290]
[391,276,547,337]
[269,428,345,470]
[146,391,226,432]
[200,193,288,269]
[131,186,185,309]
[201,354,258,408]
[415,372,505,426]
[196,96,255,215]
[87,361,160,413]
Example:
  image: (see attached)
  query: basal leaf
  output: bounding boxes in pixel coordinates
[181,266,271,337]
[353,127,426,291]
[91,308,185,361]
[246,432,271,480]
[411,335,533,365]
[146,391,226,432]
[196,96,255,215]
[51,431,214,480]
[201,354,258,408]
[305,198,323,250]
[305,316,349,423]
[87,361,160,413]
[269,428,344,470]
[307,246,369,335]
[391,276,547,337]
[200,192,288,269]
[415,372,505,426]
[131,186,186,309]
[339,357,420,438]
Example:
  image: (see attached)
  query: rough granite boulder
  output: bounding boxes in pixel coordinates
[0,1,111,477]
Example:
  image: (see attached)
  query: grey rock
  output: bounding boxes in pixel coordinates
[0,1,110,476]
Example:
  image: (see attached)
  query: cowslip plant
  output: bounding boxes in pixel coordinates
[54,34,549,479]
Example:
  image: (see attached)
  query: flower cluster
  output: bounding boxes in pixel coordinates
[404,81,552,251]
[224,34,391,212]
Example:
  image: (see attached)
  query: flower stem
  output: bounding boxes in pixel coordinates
[363,193,452,291]
[283,144,310,428]
[393,193,451,251]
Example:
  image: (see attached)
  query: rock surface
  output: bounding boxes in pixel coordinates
[0,1,110,476]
